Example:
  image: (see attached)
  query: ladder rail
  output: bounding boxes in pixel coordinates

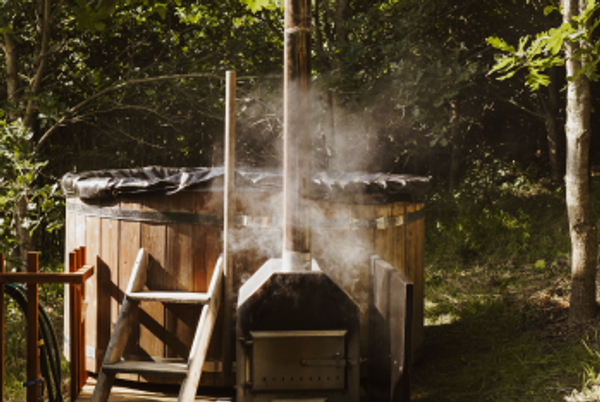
[179,255,224,401]
[90,250,224,402]
[90,249,147,402]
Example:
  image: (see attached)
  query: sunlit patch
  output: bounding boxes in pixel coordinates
[425,312,459,326]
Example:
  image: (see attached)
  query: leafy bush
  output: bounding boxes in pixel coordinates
[0,119,64,262]
[426,158,570,267]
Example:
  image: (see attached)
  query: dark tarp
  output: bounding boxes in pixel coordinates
[61,166,430,204]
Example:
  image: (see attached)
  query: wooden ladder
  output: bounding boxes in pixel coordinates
[90,248,223,402]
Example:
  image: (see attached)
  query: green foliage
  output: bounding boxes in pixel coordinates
[74,0,176,30]
[427,158,570,265]
[239,0,280,13]
[0,120,63,257]
[487,0,600,89]
[3,295,27,402]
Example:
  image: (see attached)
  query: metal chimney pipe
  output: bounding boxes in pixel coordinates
[282,0,311,271]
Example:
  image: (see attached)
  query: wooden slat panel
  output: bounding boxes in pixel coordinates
[195,191,223,387]
[118,199,142,381]
[85,217,101,371]
[139,195,170,369]
[165,193,197,359]
[139,222,167,364]
[193,193,215,294]
[393,202,407,277]
[97,216,119,368]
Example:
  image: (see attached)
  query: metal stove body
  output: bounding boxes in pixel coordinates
[236,259,360,402]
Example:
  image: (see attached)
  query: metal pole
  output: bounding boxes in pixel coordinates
[282,0,311,272]
[223,70,236,381]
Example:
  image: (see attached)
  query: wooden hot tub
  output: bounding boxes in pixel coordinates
[61,167,429,387]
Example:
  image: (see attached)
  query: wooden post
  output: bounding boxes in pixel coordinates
[0,253,4,402]
[26,252,39,402]
[78,247,87,390]
[282,0,312,272]
[223,70,236,381]
[69,251,80,401]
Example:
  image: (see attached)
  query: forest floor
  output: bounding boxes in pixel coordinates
[412,248,600,402]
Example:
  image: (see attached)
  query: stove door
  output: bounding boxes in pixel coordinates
[250,330,347,391]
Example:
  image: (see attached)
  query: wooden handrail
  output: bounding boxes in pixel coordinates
[0,265,94,284]
[0,247,94,402]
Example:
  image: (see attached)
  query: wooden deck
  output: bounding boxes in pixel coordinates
[75,378,232,402]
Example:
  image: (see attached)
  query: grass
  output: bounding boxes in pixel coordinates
[413,164,600,402]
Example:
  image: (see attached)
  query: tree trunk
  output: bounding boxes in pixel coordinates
[2,0,51,270]
[564,0,598,325]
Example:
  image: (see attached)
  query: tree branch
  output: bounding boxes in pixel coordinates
[34,73,263,153]
[24,0,51,129]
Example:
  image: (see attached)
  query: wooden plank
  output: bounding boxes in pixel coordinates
[118,199,142,381]
[70,252,80,401]
[375,204,392,263]
[65,200,77,359]
[74,206,88,383]
[194,193,224,292]
[102,361,187,379]
[389,265,413,402]
[85,216,101,372]
[77,247,88,393]
[98,216,120,370]
[128,291,210,304]
[165,192,197,359]
[369,256,413,402]
[224,72,236,383]
[27,252,40,402]
[76,377,218,402]
[392,202,407,279]
[140,195,170,369]
[0,268,94,284]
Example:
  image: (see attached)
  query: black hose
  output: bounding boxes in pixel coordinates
[5,282,64,402]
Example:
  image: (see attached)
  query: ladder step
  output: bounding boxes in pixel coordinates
[102,360,188,379]
[127,291,211,304]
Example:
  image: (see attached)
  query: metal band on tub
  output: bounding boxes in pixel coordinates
[66,200,425,230]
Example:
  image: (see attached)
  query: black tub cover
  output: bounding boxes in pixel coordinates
[61,166,430,204]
